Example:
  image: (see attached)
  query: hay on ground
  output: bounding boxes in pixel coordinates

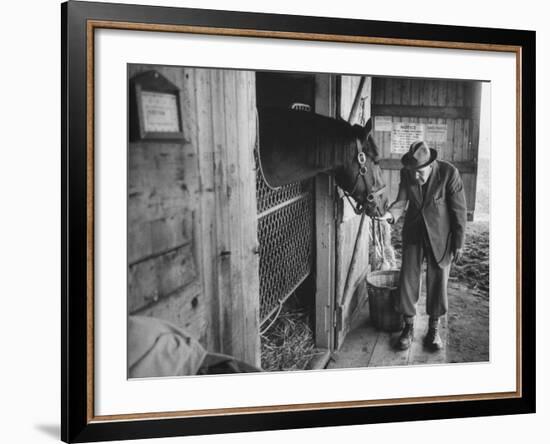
[260,305,317,372]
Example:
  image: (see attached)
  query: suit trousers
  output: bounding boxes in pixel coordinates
[397,238,450,319]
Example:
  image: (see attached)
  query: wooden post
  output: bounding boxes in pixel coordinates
[314,175,336,350]
[469,82,482,221]
[314,74,338,350]
[210,70,260,366]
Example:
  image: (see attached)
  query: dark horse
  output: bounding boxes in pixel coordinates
[257,108,388,218]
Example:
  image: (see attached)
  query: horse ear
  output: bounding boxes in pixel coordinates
[364,117,373,135]
[351,118,373,142]
[351,124,368,142]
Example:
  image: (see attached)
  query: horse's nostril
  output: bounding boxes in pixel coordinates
[366,194,375,202]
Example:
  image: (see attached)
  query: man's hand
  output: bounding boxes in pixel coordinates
[452,247,463,264]
[375,211,394,223]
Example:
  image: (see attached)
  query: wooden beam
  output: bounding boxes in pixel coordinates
[314,174,335,350]
[468,81,483,219]
[314,74,337,351]
[372,104,473,120]
[213,70,260,367]
[191,68,220,353]
[379,158,477,173]
[347,76,366,123]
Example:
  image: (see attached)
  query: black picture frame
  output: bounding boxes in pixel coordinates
[61,1,536,442]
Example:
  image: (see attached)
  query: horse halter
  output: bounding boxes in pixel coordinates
[342,138,386,216]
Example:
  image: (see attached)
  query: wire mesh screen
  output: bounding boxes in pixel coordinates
[256,153,314,324]
[256,167,312,215]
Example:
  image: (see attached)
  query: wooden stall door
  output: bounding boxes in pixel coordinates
[194,69,260,366]
[371,77,481,220]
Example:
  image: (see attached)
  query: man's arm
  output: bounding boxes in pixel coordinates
[383,168,408,223]
[446,166,467,256]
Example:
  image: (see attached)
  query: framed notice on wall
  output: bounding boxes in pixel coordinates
[130,70,184,141]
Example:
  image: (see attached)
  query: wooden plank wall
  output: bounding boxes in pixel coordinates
[334,76,372,349]
[128,65,260,366]
[371,78,481,219]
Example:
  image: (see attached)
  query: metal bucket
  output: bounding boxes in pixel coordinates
[366,270,404,332]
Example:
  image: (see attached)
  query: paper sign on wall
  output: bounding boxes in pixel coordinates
[391,122,425,154]
[374,116,393,132]
[425,123,448,144]
[141,91,181,133]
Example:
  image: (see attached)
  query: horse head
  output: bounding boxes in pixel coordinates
[334,118,388,218]
[257,108,387,218]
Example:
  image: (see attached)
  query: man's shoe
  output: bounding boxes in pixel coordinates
[396,323,414,350]
[423,325,443,352]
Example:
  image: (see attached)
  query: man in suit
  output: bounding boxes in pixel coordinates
[378,140,467,351]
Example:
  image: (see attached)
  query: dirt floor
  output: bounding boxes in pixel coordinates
[447,221,490,363]
[391,219,490,363]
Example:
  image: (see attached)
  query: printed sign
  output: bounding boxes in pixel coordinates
[425,123,448,144]
[391,122,425,154]
[374,115,393,132]
[141,91,181,133]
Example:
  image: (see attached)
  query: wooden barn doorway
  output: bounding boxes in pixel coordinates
[255,72,378,368]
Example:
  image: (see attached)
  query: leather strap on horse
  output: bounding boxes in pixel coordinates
[341,139,386,216]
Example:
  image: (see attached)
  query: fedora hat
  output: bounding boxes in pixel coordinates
[401,140,437,170]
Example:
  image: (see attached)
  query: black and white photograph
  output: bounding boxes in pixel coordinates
[0,0,543,442]
[127,65,490,378]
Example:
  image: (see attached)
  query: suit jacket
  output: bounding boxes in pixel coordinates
[388,160,467,267]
